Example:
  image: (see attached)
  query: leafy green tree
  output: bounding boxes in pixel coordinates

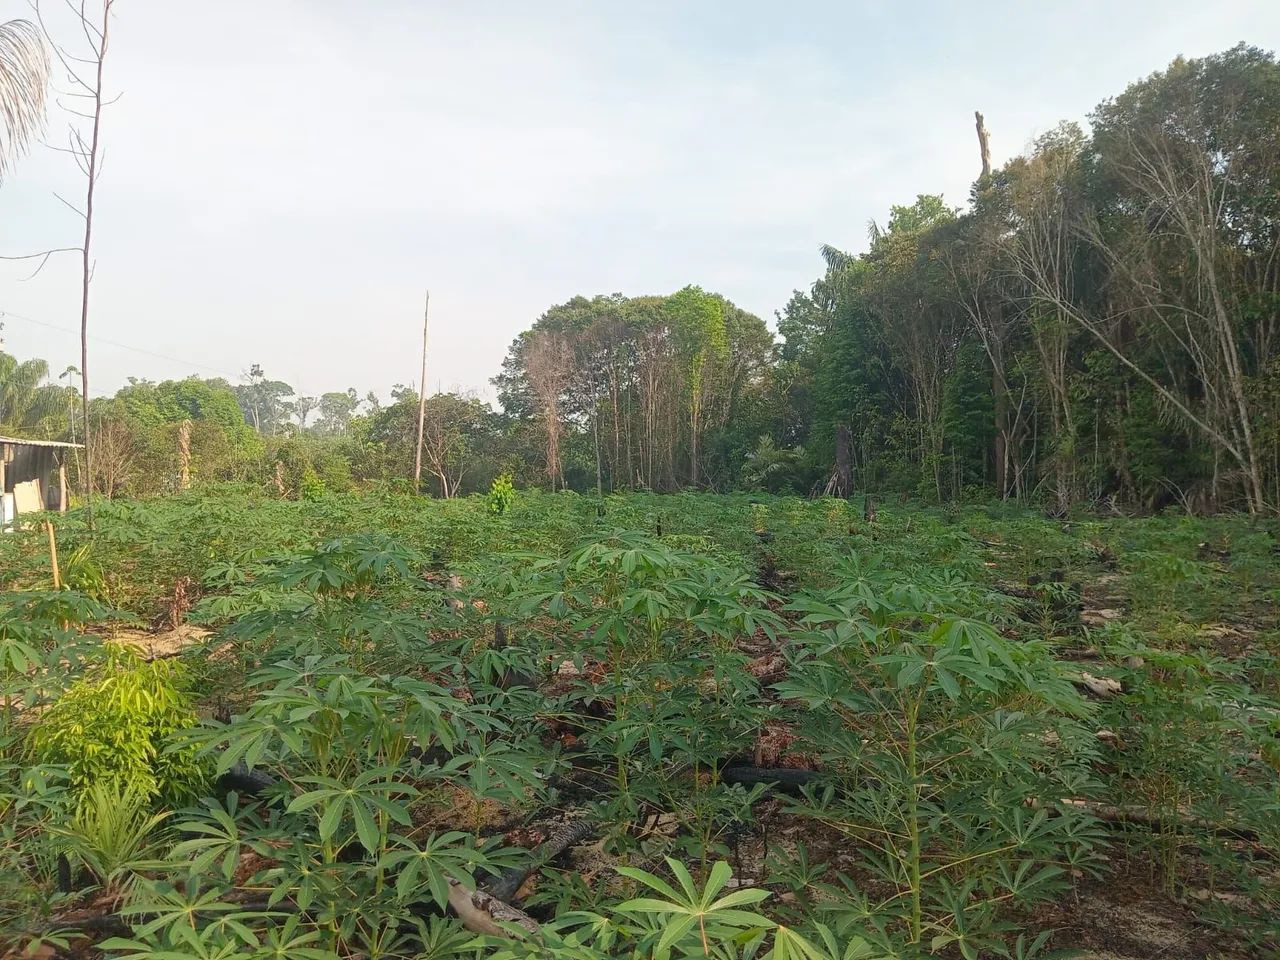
[861,196,963,499]
[88,377,263,495]
[292,395,319,429]
[417,392,494,497]
[494,290,772,493]
[116,377,251,438]
[667,286,728,487]
[1084,44,1280,512]
[234,364,296,436]
[807,254,902,492]
[353,389,497,496]
[741,436,803,493]
[315,389,361,437]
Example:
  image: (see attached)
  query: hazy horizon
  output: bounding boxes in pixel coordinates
[2,0,1276,406]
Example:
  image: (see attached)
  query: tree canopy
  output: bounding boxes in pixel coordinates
[5,44,1278,512]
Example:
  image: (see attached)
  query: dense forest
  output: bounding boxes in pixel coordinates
[4,43,1279,514]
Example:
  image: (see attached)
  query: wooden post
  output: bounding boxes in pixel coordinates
[412,290,430,493]
[58,458,68,512]
[45,520,61,589]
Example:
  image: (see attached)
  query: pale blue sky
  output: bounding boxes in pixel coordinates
[1,1,1276,403]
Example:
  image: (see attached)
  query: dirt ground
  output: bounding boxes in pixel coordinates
[1034,863,1248,959]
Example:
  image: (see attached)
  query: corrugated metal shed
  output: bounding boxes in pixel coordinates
[0,436,79,524]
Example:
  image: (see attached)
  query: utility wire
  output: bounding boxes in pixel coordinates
[0,307,242,379]
[0,308,327,397]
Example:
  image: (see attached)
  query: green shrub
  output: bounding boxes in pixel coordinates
[487,472,516,515]
[299,466,326,501]
[53,781,172,901]
[62,544,109,602]
[27,644,205,810]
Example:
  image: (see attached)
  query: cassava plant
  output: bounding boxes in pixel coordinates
[776,556,1107,957]
[27,642,206,811]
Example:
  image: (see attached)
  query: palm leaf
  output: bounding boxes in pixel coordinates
[0,352,70,435]
[0,19,50,182]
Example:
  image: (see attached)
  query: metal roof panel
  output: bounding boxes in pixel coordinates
[0,436,84,449]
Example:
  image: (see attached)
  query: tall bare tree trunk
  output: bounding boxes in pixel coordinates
[412,290,430,492]
[974,110,991,178]
[1203,238,1265,512]
[177,418,191,490]
[992,352,1009,496]
[526,330,572,492]
[66,0,114,527]
[609,368,622,491]
[625,382,634,488]
[833,423,852,498]
[689,394,700,487]
[592,411,602,499]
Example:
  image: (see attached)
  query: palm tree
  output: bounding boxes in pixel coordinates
[0,352,69,437]
[1,18,49,182]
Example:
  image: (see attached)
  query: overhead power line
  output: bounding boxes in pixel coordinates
[0,308,326,397]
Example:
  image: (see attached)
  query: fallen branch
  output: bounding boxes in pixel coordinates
[1056,798,1259,842]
